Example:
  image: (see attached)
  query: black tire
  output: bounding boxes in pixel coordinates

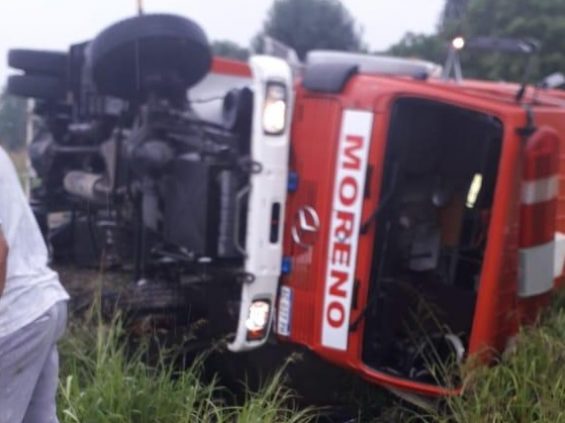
[89,14,212,100]
[7,74,65,100]
[8,49,67,76]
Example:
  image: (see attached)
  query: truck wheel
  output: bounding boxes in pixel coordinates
[8,49,67,76]
[89,14,212,100]
[7,74,65,100]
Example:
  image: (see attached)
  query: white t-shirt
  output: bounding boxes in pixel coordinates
[0,147,69,338]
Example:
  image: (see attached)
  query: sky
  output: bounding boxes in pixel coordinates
[0,0,444,82]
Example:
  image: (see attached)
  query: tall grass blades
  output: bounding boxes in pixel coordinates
[56,308,319,423]
[430,293,565,423]
[57,316,227,423]
[235,365,319,423]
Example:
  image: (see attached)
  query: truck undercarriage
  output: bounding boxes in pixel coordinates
[8,14,292,351]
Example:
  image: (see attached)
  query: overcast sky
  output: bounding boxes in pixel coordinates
[0,0,444,82]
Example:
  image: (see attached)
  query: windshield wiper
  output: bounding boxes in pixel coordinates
[360,164,398,234]
[350,222,393,332]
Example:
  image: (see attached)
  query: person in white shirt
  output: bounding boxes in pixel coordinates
[0,146,69,423]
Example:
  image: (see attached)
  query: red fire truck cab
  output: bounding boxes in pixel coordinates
[269,51,565,397]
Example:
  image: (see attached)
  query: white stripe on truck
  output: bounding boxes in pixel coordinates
[521,175,558,205]
[321,110,373,351]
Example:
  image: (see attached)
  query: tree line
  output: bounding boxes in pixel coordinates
[218,0,565,84]
[3,0,565,151]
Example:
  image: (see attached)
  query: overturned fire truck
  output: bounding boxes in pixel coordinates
[6,14,565,398]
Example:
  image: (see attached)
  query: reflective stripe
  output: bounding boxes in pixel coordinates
[519,200,557,247]
[521,175,558,205]
[554,232,565,278]
[518,241,555,297]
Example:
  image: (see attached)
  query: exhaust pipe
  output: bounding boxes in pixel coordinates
[63,171,110,203]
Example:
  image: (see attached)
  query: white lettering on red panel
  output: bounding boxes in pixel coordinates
[321,110,373,351]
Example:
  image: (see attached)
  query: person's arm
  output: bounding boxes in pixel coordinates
[0,225,8,297]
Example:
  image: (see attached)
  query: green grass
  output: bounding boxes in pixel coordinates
[382,292,565,423]
[57,293,565,423]
[57,311,318,423]
[432,293,565,423]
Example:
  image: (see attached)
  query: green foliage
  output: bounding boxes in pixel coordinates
[434,293,565,423]
[58,318,223,422]
[388,0,565,83]
[386,32,447,65]
[440,0,470,36]
[234,367,318,423]
[459,0,565,81]
[442,0,469,25]
[57,312,318,423]
[384,293,565,423]
[257,0,364,60]
[0,91,27,151]
[212,41,250,61]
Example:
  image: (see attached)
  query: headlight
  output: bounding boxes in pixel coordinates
[262,82,287,135]
[245,300,271,340]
